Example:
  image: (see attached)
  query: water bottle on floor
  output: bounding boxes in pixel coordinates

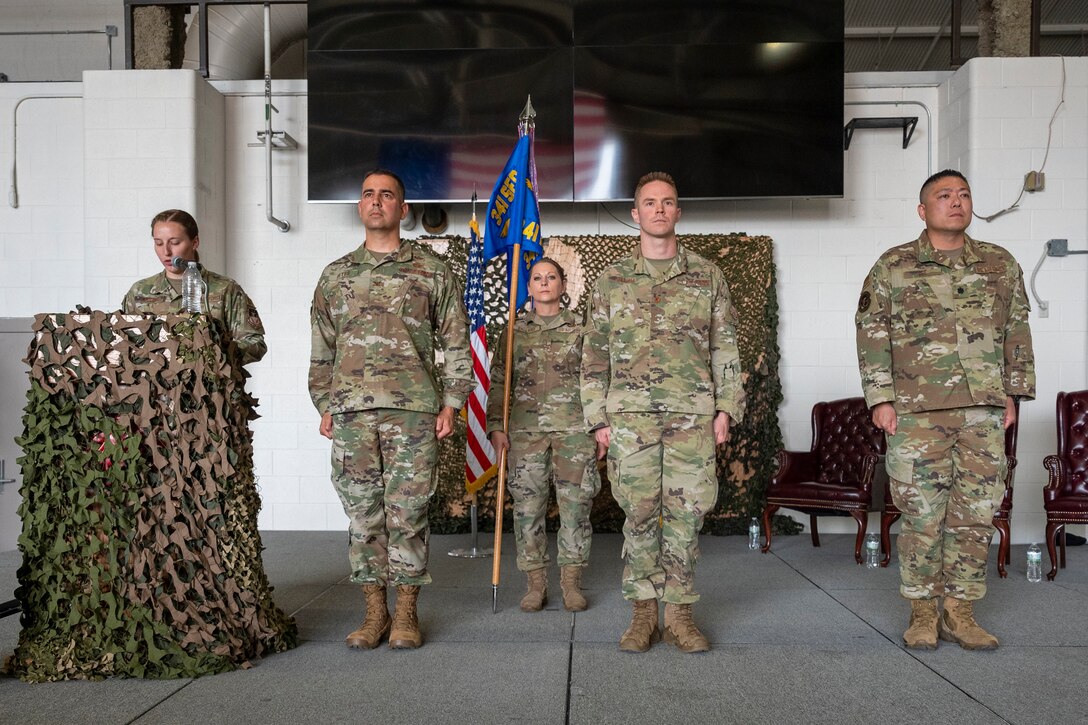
[748,517,760,550]
[864,532,880,568]
[1026,543,1042,582]
[182,261,204,313]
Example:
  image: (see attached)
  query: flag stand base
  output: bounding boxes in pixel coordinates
[448,501,493,558]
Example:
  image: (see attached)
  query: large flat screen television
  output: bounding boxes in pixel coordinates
[308,0,844,202]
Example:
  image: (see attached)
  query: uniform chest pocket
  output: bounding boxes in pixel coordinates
[959,280,999,321]
[893,281,946,334]
[373,275,430,319]
[555,337,582,375]
[609,289,645,330]
[537,331,581,377]
[666,285,713,339]
[896,306,939,335]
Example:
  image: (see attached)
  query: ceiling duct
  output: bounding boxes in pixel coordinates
[181,3,307,80]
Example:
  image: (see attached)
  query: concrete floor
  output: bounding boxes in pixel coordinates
[1,530,1085,724]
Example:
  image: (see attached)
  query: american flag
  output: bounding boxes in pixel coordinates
[463,217,497,494]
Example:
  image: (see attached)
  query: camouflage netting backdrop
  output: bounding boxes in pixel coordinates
[9,313,297,682]
[424,233,797,536]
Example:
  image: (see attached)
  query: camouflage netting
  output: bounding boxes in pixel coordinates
[8,312,297,682]
[423,233,799,537]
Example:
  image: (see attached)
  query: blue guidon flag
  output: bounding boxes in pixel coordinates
[484,133,543,311]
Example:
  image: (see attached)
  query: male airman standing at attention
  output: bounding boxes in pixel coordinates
[582,171,745,653]
[309,169,473,650]
[856,169,1035,650]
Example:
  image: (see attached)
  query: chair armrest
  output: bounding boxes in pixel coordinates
[856,451,881,495]
[1042,454,1064,501]
[869,453,889,511]
[771,449,818,486]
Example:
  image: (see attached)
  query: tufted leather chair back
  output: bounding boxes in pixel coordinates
[814,397,887,486]
[1054,390,1088,498]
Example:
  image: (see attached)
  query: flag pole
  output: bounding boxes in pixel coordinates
[491,240,522,612]
[491,95,536,613]
[450,188,495,560]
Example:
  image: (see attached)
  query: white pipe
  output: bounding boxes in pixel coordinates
[9,95,82,209]
[264,3,290,233]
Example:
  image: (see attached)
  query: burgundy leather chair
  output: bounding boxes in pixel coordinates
[880,398,1019,577]
[762,397,886,564]
[1042,390,1088,580]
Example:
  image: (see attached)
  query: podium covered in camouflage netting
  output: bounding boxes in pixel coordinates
[9,312,296,681]
[427,233,789,536]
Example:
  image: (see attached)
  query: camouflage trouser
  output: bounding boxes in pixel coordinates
[507,429,600,572]
[886,406,1006,601]
[330,409,438,587]
[607,412,717,604]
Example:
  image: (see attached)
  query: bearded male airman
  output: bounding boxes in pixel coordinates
[856,169,1035,650]
[581,171,745,653]
[309,169,473,650]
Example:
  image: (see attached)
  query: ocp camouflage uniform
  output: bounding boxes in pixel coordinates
[856,231,1035,601]
[121,267,267,365]
[487,309,600,573]
[309,241,473,586]
[581,243,745,604]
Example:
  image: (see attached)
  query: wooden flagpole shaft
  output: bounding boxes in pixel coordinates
[491,240,523,610]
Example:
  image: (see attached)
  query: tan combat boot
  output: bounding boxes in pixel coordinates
[560,566,588,612]
[663,603,710,653]
[389,585,422,649]
[902,599,939,649]
[345,583,390,649]
[520,568,548,612]
[940,597,999,650]
[619,598,661,653]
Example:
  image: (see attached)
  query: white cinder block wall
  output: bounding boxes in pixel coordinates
[941,58,1088,541]
[80,70,226,308]
[1,59,1085,543]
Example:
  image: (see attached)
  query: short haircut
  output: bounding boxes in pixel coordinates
[919,169,969,203]
[362,168,406,202]
[633,171,678,204]
[151,209,199,239]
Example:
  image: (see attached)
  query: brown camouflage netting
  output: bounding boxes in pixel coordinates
[424,233,789,536]
[10,312,296,681]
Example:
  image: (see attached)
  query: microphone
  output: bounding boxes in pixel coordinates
[171,256,188,270]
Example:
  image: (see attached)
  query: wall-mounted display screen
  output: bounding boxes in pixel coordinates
[308,0,844,202]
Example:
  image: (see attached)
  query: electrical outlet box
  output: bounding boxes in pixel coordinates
[1024,171,1045,192]
[1048,238,1069,256]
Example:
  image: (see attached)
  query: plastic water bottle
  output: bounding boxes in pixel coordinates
[864,532,880,568]
[1026,543,1042,582]
[182,261,203,313]
[748,517,760,550]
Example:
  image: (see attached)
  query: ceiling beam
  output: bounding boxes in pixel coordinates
[845,24,1088,37]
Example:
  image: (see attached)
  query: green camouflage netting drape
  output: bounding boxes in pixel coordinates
[9,312,296,682]
[426,233,793,536]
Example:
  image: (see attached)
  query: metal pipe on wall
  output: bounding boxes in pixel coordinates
[8,96,83,209]
[0,27,117,72]
[263,2,290,233]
